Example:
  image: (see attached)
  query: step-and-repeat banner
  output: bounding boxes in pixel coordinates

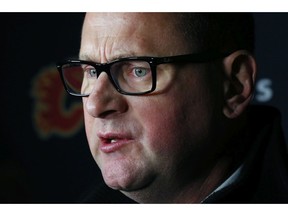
[1,13,287,202]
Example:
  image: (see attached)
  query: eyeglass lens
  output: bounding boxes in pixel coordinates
[61,60,154,95]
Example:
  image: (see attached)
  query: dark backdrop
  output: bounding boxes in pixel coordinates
[0,13,287,202]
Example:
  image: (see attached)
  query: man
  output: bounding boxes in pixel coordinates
[57,13,288,203]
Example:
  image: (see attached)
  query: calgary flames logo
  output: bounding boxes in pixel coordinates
[31,65,83,139]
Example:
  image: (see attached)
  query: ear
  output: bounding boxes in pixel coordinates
[222,50,257,119]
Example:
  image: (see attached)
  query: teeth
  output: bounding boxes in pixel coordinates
[110,139,117,143]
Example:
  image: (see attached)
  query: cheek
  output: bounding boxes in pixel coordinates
[82,99,97,157]
[83,99,90,131]
[134,98,192,158]
[135,76,216,160]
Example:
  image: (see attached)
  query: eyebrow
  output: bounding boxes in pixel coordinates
[79,52,141,63]
[79,53,94,61]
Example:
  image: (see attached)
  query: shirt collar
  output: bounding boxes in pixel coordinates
[201,164,243,203]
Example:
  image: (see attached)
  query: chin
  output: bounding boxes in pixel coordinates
[102,172,142,191]
[101,165,155,192]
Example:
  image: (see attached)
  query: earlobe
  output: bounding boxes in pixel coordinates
[222,50,257,119]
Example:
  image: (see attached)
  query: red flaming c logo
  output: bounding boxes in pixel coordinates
[31,66,83,139]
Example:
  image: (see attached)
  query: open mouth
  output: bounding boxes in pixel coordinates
[102,137,122,144]
[108,138,118,143]
[98,133,133,153]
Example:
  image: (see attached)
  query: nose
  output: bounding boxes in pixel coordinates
[83,72,128,118]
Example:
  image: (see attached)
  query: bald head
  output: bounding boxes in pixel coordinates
[81,13,254,62]
[80,13,196,62]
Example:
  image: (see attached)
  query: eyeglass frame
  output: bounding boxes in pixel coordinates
[57,50,233,97]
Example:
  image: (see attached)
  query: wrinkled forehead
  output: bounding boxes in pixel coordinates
[83,12,178,33]
[80,13,194,61]
[82,13,162,44]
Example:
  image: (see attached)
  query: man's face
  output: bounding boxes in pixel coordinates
[80,13,224,196]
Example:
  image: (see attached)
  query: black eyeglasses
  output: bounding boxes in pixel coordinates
[57,51,232,97]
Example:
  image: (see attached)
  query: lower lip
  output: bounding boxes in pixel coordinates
[100,139,132,153]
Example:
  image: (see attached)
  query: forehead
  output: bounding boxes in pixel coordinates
[80,13,194,61]
[85,13,173,28]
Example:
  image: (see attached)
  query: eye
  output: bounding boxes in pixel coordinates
[84,67,97,78]
[133,67,148,77]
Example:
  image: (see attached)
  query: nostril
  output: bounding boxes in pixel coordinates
[98,110,119,119]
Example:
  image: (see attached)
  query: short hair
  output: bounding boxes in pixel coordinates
[176,13,255,54]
